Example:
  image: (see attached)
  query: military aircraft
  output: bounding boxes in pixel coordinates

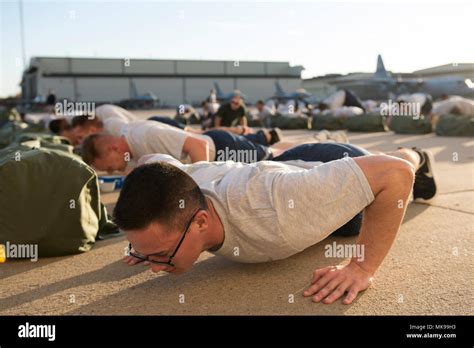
[272,82,312,100]
[328,55,398,100]
[330,55,474,100]
[119,80,159,109]
[213,82,247,102]
[265,82,313,115]
[408,76,474,100]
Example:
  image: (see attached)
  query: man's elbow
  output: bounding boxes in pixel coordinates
[381,156,415,192]
[186,137,209,162]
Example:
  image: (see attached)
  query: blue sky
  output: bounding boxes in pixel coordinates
[1,0,473,97]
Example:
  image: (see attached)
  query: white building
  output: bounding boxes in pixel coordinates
[21,57,304,106]
[304,63,474,100]
[412,63,474,80]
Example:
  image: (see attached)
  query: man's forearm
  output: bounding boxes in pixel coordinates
[352,200,403,275]
[351,161,414,275]
[213,126,245,135]
[304,156,416,304]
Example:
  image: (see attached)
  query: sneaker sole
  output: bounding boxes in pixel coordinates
[414,149,438,202]
[270,128,283,145]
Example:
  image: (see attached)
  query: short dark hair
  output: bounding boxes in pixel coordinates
[256,100,264,105]
[113,162,207,231]
[318,102,329,111]
[71,115,103,129]
[81,133,102,164]
[49,118,70,134]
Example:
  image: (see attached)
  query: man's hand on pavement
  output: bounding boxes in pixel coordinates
[304,262,374,305]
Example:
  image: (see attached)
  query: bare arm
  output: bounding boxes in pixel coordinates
[214,116,222,128]
[212,125,251,135]
[304,155,415,304]
[182,136,210,163]
[183,126,203,134]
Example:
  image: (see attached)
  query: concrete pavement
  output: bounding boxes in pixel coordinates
[1,130,473,315]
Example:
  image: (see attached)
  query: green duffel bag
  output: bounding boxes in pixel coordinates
[0,120,46,149]
[346,113,388,132]
[274,115,309,129]
[311,114,348,130]
[0,143,119,257]
[258,116,278,128]
[0,108,22,128]
[0,121,28,149]
[16,133,74,153]
[435,114,474,137]
[246,115,263,128]
[389,116,432,134]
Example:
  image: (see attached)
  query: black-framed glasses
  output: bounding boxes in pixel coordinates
[127,208,201,268]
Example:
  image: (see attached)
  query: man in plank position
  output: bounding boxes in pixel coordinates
[80,118,345,172]
[80,120,280,172]
[114,142,437,304]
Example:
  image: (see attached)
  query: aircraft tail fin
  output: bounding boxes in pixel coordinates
[214,82,224,98]
[275,82,285,97]
[131,80,138,98]
[374,54,390,79]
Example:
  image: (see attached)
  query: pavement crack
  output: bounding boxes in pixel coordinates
[413,202,474,215]
[439,189,474,195]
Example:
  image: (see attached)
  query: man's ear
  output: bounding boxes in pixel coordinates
[110,142,120,153]
[195,210,209,232]
[90,126,102,133]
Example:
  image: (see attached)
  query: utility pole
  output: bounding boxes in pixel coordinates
[19,0,27,68]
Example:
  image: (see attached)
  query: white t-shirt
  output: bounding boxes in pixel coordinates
[332,106,364,117]
[265,99,276,109]
[139,154,375,263]
[314,106,364,118]
[103,118,129,136]
[396,93,428,106]
[256,105,276,120]
[209,92,217,104]
[94,104,138,123]
[209,102,220,114]
[277,100,303,117]
[323,90,346,110]
[432,97,474,117]
[123,121,216,164]
[362,100,378,112]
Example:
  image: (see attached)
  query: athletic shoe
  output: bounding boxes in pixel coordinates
[412,147,437,201]
[313,130,349,144]
[313,130,329,142]
[269,128,283,145]
[330,131,349,144]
